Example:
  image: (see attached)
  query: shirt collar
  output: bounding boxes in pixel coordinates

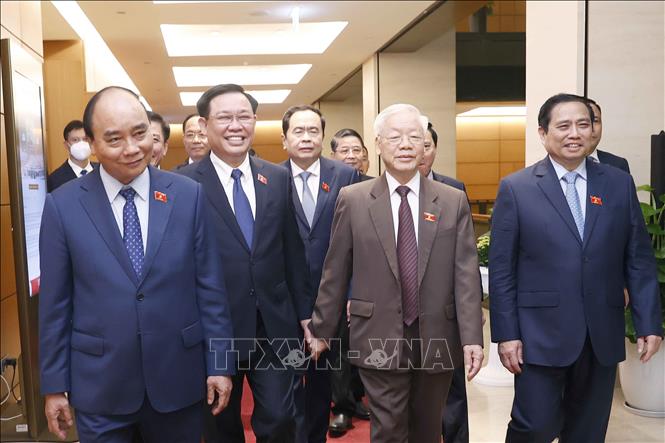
[549,156,587,181]
[99,165,150,203]
[588,149,600,163]
[210,150,252,182]
[290,158,320,178]
[386,170,420,198]
[68,158,92,176]
[426,170,434,180]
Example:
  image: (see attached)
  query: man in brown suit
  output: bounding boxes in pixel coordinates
[308,104,483,443]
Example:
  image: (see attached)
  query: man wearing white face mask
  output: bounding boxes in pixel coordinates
[47,119,98,192]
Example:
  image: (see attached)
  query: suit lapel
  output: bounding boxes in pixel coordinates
[283,160,310,231]
[368,176,400,283]
[78,170,139,286]
[195,157,249,252]
[535,158,583,245]
[250,157,269,252]
[310,158,334,232]
[139,167,174,286]
[417,177,441,286]
[583,159,606,250]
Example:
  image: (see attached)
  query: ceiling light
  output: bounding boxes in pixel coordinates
[50,1,150,109]
[291,7,300,32]
[173,64,311,87]
[457,106,526,117]
[161,22,347,56]
[180,90,291,106]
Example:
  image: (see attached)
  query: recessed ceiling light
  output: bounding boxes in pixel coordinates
[161,22,347,56]
[173,64,311,87]
[180,89,291,107]
[457,106,526,117]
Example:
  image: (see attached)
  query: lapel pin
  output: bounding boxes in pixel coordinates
[257,173,268,185]
[590,195,603,206]
[423,212,437,222]
[154,191,167,203]
[321,182,330,193]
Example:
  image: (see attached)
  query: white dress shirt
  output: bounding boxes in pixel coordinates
[290,158,320,207]
[100,165,150,252]
[210,151,256,218]
[549,156,588,219]
[68,158,93,177]
[385,171,420,246]
[588,150,600,163]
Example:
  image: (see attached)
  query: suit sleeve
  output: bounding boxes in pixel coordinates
[489,179,522,342]
[624,178,663,337]
[453,191,484,347]
[309,187,354,339]
[39,194,73,394]
[282,172,314,320]
[194,184,236,375]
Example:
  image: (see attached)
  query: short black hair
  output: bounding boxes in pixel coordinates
[330,128,364,152]
[83,86,146,140]
[584,97,602,115]
[63,120,84,141]
[182,114,200,133]
[537,93,594,133]
[148,111,170,141]
[196,84,258,119]
[282,105,325,135]
[426,122,438,147]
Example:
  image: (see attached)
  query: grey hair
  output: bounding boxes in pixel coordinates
[373,103,427,137]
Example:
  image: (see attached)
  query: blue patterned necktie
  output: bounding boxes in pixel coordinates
[563,171,584,240]
[119,188,144,278]
[80,169,88,176]
[231,169,254,248]
[299,171,315,228]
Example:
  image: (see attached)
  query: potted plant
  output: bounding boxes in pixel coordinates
[477,232,490,296]
[619,185,665,417]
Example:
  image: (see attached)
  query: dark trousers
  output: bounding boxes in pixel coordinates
[442,366,469,443]
[204,317,297,443]
[330,313,364,416]
[359,320,453,443]
[507,336,617,443]
[294,351,332,443]
[75,395,201,443]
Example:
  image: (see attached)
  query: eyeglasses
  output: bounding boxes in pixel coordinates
[184,132,207,141]
[213,114,255,126]
[381,134,424,146]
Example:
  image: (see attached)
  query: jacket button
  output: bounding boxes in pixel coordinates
[136,293,145,301]
[250,289,255,297]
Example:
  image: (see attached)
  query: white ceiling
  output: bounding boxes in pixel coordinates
[42,0,438,122]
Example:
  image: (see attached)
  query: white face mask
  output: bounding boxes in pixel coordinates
[70,141,91,162]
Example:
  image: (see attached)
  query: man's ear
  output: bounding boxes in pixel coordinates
[538,127,547,146]
[164,141,169,155]
[281,133,287,150]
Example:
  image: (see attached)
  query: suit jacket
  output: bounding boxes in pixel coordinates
[39,167,234,415]
[432,171,465,192]
[597,149,630,174]
[310,174,483,373]
[47,160,99,192]
[172,157,190,172]
[359,173,374,182]
[179,155,312,360]
[281,157,359,303]
[489,157,661,367]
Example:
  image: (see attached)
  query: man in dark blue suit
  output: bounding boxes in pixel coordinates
[419,122,472,443]
[584,98,631,174]
[47,120,99,192]
[280,105,359,443]
[490,93,662,442]
[39,87,235,443]
[179,84,312,443]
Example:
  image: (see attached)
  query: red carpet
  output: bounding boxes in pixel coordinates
[240,379,370,442]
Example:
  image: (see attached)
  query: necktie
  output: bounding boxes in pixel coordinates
[563,171,584,240]
[80,169,88,176]
[299,171,315,228]
[396,186,419,326]
[231,169,254,248]
[119,188,144,278]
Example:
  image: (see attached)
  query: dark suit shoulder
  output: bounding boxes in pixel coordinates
[432,171,465,191]
[150,166,199,190]
[597,149,630,173]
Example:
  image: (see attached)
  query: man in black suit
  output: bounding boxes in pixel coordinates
[173,114,210,171]
[419,122,472,443]
[148,111,170,168]
[280,105,359,443]
[331,128,374,182]
[179,84,312,443]
[47,120,97,192]
[585,98,631,173]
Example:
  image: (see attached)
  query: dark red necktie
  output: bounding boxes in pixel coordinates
[396,185,419,326]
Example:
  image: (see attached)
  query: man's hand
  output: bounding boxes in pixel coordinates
[637,335,663,363]
[207,375,233,415]
[462,345,484,381]
[45,393,73,440]
[309,337,329,361]
[347,300,351,324]
[498,340,523,374]
[301,319,313,349]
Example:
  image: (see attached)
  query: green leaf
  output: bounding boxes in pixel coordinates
[660,194,665,204]
[637,184,654,192]
[641,203,657,217]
